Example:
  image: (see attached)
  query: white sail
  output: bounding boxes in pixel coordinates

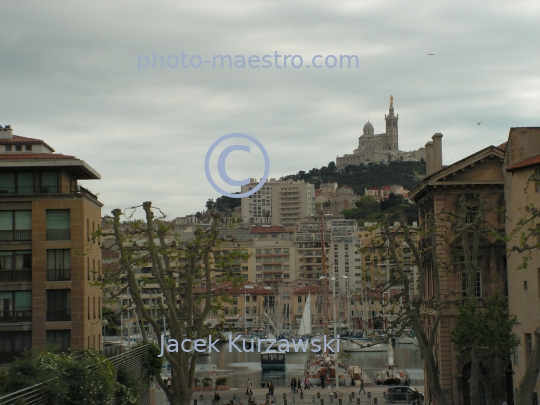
[298,293,312,336]
[388,341,395,366]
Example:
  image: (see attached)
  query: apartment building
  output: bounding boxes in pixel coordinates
[503,127,540,403]
[295,216,332,281]
[240,178,316,227]
[0,126,102,363]
[251,225,296,286]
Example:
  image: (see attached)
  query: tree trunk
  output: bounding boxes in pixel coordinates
[469,347,481,405]
[411,316,448,405]
[516,329,540,405]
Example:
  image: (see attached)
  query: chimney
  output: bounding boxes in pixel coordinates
[432,133,443,172]
[425,141,434,175]
[0,125,13,140]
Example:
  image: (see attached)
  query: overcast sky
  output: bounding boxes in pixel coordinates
[1,0,539,218]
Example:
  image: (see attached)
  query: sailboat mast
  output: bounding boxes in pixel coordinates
[321,209,329,350]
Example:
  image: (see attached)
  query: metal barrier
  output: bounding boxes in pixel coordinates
[192,392,389,405]
[0,344,152,405]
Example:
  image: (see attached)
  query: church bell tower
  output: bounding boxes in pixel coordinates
[385,95,398,150]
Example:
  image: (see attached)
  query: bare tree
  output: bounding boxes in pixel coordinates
[99,202,246,405]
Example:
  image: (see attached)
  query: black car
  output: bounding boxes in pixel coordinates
[383,386,425,404]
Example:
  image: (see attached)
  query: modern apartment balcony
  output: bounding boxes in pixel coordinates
[0,270,32,282]
[0,230,31,241]
[0,185,99,200]
[46,229,70,241]
[46,309,71,322]
[47,268,71,281]
[0,311,32,323]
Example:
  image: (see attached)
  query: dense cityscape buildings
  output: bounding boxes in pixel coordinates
[1,123,539,405]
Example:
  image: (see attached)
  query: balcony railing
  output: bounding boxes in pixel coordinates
[46,229,70,241]
[0,230,31,241]
[0,311,32,323]
[0,185,98,199]
[0,270,32,282]
[47,268,71,281]
[46,309,71,322]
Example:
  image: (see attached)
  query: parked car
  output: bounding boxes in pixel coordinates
[383,386,424,404]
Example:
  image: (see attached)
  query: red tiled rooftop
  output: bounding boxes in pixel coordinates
[0,135,55,151]
[251,225,291,233]
[0,153,75,160]
[506,154,540,171]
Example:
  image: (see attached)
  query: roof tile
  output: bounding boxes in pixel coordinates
[506,154,540,171]
[0,153,75,160]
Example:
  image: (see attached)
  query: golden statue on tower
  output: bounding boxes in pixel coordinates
[390,95,394,107]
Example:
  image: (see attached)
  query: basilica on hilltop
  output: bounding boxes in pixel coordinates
[336,96,426,170]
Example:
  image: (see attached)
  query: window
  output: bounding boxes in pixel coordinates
[0,172,34,194]
[245,307,250,315]
[535,168,540,193]
[0,331,31,363]
[46,250,70,281]
[0,211,32,241]
[465,207,478,224]
[25,145,32,151]
[93,297,95,319]
[46,289,71,321]
[40,172,58,193]
[462,271,482,298]
[47,330,70,352]
[525,333,532,363]
[298,296,302,303]
[4,145,12,151]
[0,291,32,322]
[0,251,31,282]
[46,210,70,240]
[298,306,302,314]
[538,269,540,298]
[524,281,528,291]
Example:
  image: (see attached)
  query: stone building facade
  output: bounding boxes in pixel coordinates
[410,134,511,405]
[503,127,540,404]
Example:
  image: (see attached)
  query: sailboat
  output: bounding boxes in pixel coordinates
[373,343,409,385]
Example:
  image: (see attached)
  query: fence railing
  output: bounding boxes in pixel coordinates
[0,270,31,282]
[0,185,98,199]
[0,230,31,242]
[46,268,71,281]
[0,344,152,405]
[0,311,32,323]
[46,309,71,322]
[46,228,70,241]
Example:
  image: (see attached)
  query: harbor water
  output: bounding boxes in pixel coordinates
[194,342,423,388]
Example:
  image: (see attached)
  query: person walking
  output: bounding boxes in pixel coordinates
[246,379,253,395]
[298,378,303,395]
[320,374,325,388]
[359,378,366,394]
[290,377,295,393]
[268,380,275,396]
[304,376,311,390]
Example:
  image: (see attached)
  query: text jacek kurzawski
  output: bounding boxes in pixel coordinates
[158,335,340,357]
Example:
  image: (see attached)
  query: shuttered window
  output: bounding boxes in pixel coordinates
[46,210,70,241]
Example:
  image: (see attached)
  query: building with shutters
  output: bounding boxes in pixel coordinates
[0,125,102,363]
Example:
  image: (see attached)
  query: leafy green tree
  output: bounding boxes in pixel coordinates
[0,349,120,405]
[450,293,520,397]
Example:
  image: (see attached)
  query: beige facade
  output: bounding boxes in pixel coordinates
[241,178,315,227]
[410,135,510,405]
[503,127,540,401]
[0,126,102,362]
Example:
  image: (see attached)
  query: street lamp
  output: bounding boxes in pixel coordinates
[244,292,250,335]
